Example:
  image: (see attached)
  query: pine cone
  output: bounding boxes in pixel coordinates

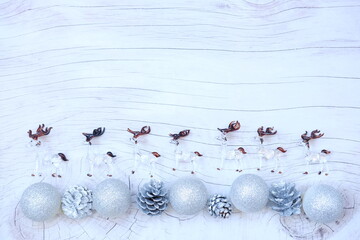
[137,179,169,216]
[268,182,301,216]
[61,185,93,219]
[208,194,232,218]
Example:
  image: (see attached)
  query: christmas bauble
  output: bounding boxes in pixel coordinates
[230,174,269,212]
[93,179,131,218]
[20,182,61,222]
[169,177,208,215]
[303,184,344,223]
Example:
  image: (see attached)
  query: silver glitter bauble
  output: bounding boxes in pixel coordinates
[93,179,131,218]
[230,174,269,213]
[20,182,61,222]
[169,177,208,215]
[303,184,344,223]
[61,185,93,219]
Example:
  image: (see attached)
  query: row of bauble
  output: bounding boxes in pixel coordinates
[20,174,344,224]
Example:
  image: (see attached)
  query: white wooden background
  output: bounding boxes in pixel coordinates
[0,0,360,239]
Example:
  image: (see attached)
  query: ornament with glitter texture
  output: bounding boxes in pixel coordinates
[303,184,344,223]
[20,182,61,221]
[169,177,208,215]
[93,178,131,218]
[230,174,269,213]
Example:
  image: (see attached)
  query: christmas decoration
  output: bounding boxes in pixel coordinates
[128,126,151,174]
[208,194,232,218]
[81,127,106,177]
[137,179,169,216]
[169,177,208,215]
[27,124,53,177]
[20,182,61,221]
[216,120,241,171]
[303,184,344,223]
[61,185,93,219]
[93,179,131,218]
[268,182,301,216]
[230,174,269,213]
[301,130,331,175]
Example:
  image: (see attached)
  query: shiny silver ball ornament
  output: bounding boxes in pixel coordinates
[169,177,208,215]
[93,179,131,218]
[303,184,344,223]
[20,182,61,222]
[230,174,269,212]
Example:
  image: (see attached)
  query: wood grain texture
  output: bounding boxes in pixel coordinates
[0,0,359,239]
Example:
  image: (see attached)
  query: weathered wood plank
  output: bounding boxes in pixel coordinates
[0,0,359,239]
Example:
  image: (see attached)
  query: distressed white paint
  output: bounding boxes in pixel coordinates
[0,0,360,239]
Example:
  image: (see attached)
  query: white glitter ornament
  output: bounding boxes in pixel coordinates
[169,177,208,215]
[303,184,344,223]
[93,178,131,218]
[230,174,269,212]
[20,182,61,222]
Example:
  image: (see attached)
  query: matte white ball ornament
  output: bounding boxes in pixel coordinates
[303,184,344,223]
[230,174,269,212]
[20,182,61,222]
[93,179,131,218]
[169,177,208,215]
